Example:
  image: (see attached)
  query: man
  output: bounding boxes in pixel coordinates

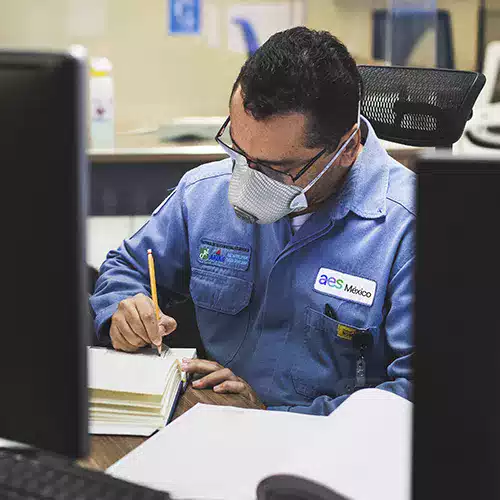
[90,27,415,415]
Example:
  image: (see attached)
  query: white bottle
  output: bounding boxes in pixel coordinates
[89,57,115,150]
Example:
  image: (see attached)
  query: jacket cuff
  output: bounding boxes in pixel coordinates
[266,405,292,412]
[94,302,120,343]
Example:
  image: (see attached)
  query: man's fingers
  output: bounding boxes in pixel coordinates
[213,380,246,394]
[110,324,133,351]
[117,298,150,345]
[116,323,147,350]
[158,313,177,337]
[191,368,238,389]
[112,313,147,348]
[111,294,174,351]
[181,358,223,375]
[134,293,162,346]
[113,313,145,347]
[109,322,143,352]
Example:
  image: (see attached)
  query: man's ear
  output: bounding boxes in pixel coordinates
[341,128,361,164]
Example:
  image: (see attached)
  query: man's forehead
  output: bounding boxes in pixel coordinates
[229,90,310,157]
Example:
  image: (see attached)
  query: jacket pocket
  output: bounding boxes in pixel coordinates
[189,268,253,364]
[291,306,376,400]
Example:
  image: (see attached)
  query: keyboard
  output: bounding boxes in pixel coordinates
[0,448,172,500]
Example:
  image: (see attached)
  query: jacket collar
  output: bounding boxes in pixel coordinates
[327,116,390,221]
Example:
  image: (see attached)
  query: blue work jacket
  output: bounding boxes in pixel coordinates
[90,118,415,415]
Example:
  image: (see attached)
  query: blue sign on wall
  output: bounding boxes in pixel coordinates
[169,0,201,35]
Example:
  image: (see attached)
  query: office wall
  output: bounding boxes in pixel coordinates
[0,0,250,140]
[0,0,497,146]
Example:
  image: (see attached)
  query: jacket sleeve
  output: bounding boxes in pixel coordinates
[268,242,415,416]
[89,185,191,342]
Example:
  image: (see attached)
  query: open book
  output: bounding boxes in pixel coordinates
[107,389,412,500]
[88,346,196,436]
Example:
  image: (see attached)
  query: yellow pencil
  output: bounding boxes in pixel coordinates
[147,249,161,356]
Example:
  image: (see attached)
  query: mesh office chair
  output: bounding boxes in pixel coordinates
[358,65,486,148]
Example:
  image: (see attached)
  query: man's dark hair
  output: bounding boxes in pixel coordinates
[232,27,362,153]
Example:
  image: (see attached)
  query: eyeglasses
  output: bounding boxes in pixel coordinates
[214,116,327,184]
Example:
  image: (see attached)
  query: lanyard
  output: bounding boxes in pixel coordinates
[353,332,373,389]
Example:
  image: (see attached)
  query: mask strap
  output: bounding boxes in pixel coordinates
[302,112,360,194]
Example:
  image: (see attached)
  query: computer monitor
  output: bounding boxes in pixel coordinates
[476,6,500,74]
[413,153,500,499]
[372,9,454,69]
[494,66,500,104]
[0,51,88,459]
[480,41,500,107]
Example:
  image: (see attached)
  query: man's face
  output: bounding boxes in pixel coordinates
[228,86,359,193]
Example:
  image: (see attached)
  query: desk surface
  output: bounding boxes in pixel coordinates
[90,144,226,164]
[89,140,420,164]
[79,385,260,471]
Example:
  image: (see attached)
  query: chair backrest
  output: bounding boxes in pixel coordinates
[358,65,486,147]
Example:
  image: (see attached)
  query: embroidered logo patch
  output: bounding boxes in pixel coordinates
[199,247,209,260]
[314,267,377,306]
[197,238,251,271]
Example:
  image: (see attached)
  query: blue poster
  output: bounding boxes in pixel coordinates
[169,0,201,35]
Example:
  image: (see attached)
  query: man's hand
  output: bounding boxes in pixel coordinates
[110,293,177,352]
[181,358,266,409]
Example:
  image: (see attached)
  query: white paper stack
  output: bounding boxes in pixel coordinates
[88,347,196,436]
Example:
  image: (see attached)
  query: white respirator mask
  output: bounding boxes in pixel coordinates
[227,115,360,224]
